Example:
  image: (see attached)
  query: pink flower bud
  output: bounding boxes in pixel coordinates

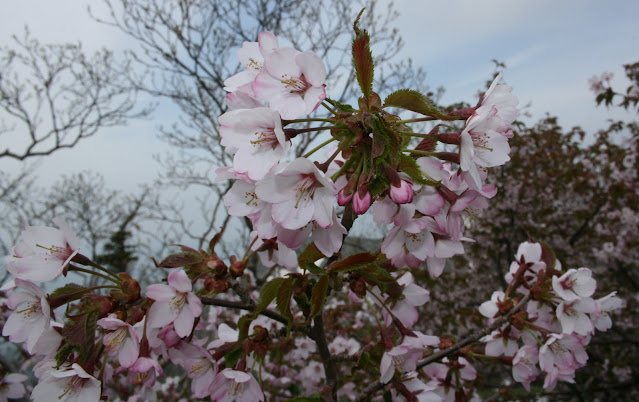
[390,180,414,204]
[352,189,371,215]
[337,188,354,206]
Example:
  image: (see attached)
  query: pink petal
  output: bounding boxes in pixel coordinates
[146,284,176,301]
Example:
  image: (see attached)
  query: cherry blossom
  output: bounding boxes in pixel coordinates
[146,270,203,337]
[209,369,264,402]
[6,217,79,283]
[97,313,141,368]
[552,268,597,302]
[512,345,540,391]
[218,107,290,181]
[31,363,101,402]
[224,31,279,94]
[255,157,336,230]
[2,279,62,354]
[253,47,326,119]
[0,373,28,401]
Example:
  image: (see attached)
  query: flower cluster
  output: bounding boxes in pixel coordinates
[478,242,623,391]
[0,19,623,402]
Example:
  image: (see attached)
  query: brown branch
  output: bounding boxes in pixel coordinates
[355,293,532,401]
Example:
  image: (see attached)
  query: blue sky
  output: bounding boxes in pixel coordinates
[1,0,638,193]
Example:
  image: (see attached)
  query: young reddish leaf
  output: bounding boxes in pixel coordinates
[308,276,329,322]
[327,252,378,273]
[352,32,374,100]
[152,251,203,268]
[49,283,86,299]
[384,89,443,117]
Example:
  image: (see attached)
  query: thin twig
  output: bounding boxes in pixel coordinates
[355,293,532,401]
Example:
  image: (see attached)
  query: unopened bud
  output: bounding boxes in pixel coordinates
[337,188,354,206]
[349,279,367,298]
[352,187,372,215]
[229,260,246,277]
[207,256,227,276]
[389,179,413,204]
[252,325,269,342]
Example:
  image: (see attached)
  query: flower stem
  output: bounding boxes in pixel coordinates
[401,149,436,157]
[400,132,438,139]
[284,117,334,124]
[303,137,338,158]
[322,101,338,116]
[68,265,120,284]
[397,116,437,124]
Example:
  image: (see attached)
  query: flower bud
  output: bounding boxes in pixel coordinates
[349,278,367,298]
[229,259,246,277]
[337,188,353,206]
[352,187,372,215]
[389,179,413,204]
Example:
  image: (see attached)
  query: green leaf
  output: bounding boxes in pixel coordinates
[352,32,374,100]
[357,351,371,368]
[328,252,378,273]
[308,276,329,322]
[255,277,286,316]
[237,314,253,341]
[384,89,443,117]
[398,154,439,186]
[49,283,86,299]
[326,98,354,113]
[298,243,326,274]
[224,347,242,368]
[276,277,296,321]
[152,251,202,268]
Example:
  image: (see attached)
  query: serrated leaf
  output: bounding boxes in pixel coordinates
[384,89,443,117]
[276,277,296,321]
[224,347,242,368]
[237,314,253,341]
[326,98,354,113]
[357,351,371,368]
[328,252,378,273]
[308,276,329,322]
[298,243,325,274]
[153,251,203,268]
[255,277,286,316]
[50,283,86,299]
[398,154,439,186]
[352,33,374,100]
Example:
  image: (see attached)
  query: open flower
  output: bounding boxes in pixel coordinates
[209,369,264,402]
[97,314,140,368]
[253,48,326,119]
[2,279,62,355]
[255,158,336,230]
[31,363,101,402]
[146,270,203,337]
[6,217,79,283]
[219,107,290,181]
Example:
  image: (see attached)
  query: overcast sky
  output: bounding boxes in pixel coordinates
[1,0,638,195]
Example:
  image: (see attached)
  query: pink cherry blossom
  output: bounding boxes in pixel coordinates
[0,373,28,400]
[146,270,203,337]
[209,369,264,402]
[218,107,290,181]
[592,291,624,331]
[352,188,372,215]
[255,158,336,230]
[2,279,62,355]
[552,268,597,302]
[97,313,140,368]
[31,363,101,402]
[6,217,79,282]
[512,345,540,391]
[556,297,597,335]
[224,31,279,94]
[253,48,326,119]
[124,356,164,387]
